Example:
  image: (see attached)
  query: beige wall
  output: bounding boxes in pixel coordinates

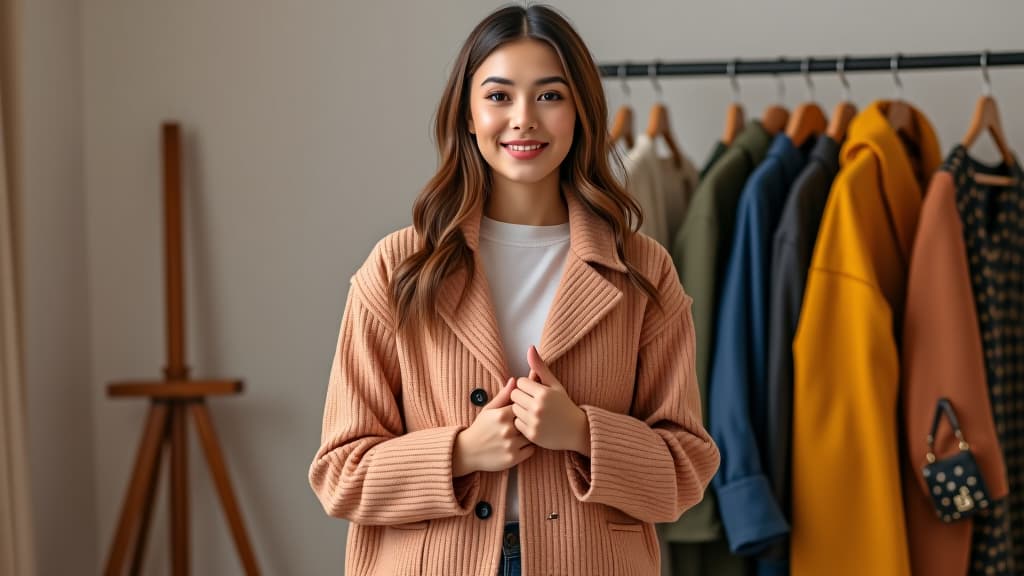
[16,0,96,574]
[18,0,1024,574]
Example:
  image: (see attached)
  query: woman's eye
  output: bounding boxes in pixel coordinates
[487,92,509,102]
[539,92,563,101]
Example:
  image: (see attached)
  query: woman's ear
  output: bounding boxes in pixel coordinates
[467,116,475,135]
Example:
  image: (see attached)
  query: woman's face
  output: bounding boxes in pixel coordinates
[468,39,577,188]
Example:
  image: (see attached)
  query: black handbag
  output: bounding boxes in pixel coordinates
[921,398,992,523]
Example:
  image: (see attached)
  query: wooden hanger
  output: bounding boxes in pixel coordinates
[723,60,744,145]
[886,99,919,143]
[761,68,789,135]
[962,96,1016,187]
[644,62,684,169]
[827,56,857,143]
[962,54,1017,186]
[827,101,857,143]
[647,101,684,169]
[786,104,826,147]
[610,105,635,150]
[962,95,1013,164]
[886,55,920,144]
[785,59,827,147]
[609,64,635,150]
[723,103,744,145]
[762,105,790,136]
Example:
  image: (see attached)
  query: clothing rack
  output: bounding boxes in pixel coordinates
[598,50,1024,79]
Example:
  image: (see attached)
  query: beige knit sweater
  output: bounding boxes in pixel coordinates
[309,186,719,575]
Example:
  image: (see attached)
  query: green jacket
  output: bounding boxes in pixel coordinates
[663,121,771,544]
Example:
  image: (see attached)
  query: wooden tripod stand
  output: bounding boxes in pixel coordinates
[104,123,261,576]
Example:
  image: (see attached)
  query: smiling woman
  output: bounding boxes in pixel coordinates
[468,40,576,214]
[308,4,719,576]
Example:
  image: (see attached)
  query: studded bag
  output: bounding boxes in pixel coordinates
[921,398,992,523]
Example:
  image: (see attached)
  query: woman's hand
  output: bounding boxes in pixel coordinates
[453,378,536,477]
[511,346,591,456]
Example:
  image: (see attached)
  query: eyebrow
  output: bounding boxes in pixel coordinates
[480,75,569,87]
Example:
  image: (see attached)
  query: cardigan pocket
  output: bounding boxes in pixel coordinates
[375,521,428,576]
[607,510,657,576]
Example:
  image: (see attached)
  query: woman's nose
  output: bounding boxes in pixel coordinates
[511,101,537,131]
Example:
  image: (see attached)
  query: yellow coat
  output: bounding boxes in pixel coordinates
[790,101,941,575]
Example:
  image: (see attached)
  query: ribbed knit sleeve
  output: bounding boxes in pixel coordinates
[566,250,720,522]
[308,247,481,525]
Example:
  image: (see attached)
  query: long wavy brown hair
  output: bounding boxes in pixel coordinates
[391,3,658,335]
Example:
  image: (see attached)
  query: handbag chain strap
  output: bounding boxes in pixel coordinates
[925,397,971,464]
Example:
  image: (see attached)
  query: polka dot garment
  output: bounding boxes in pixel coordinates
[948,145,1024,576]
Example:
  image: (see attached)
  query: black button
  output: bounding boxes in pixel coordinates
[475,501,492,520]
[470,388,488,407]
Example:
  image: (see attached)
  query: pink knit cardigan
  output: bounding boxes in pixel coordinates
[309,187,719,575]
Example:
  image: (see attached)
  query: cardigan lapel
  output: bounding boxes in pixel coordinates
[536,249,623,367]
[537,187,626,366]
[438,185,627,384]
[436,195,510,386]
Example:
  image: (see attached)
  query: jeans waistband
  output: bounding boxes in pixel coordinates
[502,521,520,556]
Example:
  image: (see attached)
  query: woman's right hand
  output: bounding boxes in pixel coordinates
[453,378,536,477]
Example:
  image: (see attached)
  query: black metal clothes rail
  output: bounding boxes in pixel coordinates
[597,51,1024,79]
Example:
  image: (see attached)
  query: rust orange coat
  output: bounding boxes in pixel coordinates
[901,169,1008,575]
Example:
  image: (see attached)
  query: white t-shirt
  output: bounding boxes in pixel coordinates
[477,215,571,522]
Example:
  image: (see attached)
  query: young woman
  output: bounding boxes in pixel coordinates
[308,4,719,575]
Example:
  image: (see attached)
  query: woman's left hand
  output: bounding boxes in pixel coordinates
[510,345,591,456]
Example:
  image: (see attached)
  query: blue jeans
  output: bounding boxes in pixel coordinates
[497,521,521,576]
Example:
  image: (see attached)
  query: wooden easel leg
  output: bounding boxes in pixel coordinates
[171,402,190,576]
[129,414,169,576]
[105,402,170,576]
[190,402,261,576]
